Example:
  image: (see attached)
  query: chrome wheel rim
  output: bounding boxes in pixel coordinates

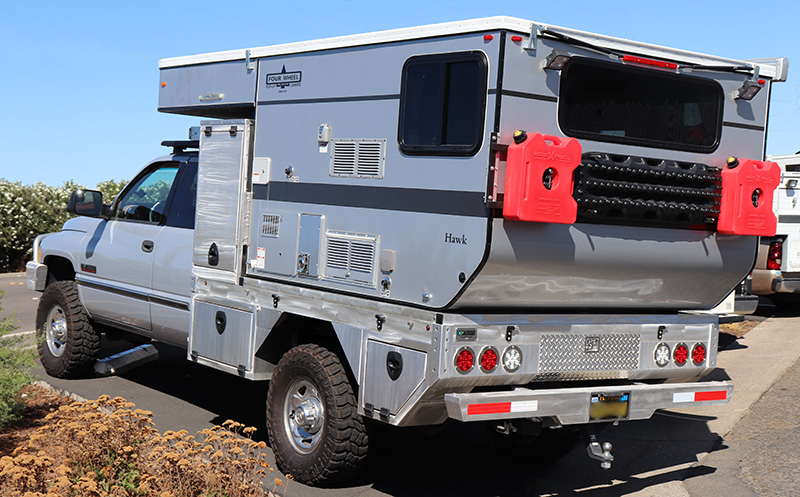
[283,378,325,454]
[45,304,68,358]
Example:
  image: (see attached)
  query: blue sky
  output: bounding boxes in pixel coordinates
[2,0,799,188]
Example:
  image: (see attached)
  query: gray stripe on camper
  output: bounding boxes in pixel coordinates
[255,183,487,217]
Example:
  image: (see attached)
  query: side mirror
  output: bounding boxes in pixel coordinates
[66,189,108,219]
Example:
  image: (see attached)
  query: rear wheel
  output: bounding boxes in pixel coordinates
[266,344,367,486]
[35,280,100,378]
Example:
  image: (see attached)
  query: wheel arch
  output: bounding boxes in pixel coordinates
[43,254,76,284]
[256,312,362,390]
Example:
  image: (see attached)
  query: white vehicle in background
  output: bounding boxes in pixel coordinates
[752,152,800,301]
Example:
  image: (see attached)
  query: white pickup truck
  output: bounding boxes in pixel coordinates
[28,140,197,377]
[26,17,787,485]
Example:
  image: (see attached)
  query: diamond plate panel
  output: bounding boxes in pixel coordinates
[539,334,641,373]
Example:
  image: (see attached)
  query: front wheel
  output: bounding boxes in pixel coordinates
[266,344,368,486]
[35,280,100,378]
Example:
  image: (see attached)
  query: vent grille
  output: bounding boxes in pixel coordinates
[260,214,281,237]
[331,139,386,178]
[324,232,378,287]
[574,153,721,228]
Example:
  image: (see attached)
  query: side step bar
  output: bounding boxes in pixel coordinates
[444,381,732,425]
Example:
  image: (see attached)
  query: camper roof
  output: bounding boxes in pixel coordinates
[159,16,787,81]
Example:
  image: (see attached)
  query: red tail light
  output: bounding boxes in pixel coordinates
[767,241,783,270]
[479,347,498,372]
[692,343,707,365]
[621,55,678,70]
[674,344,689,366]
[456,348,475,373]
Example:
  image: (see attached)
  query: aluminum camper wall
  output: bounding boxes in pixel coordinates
[159,18,781,312]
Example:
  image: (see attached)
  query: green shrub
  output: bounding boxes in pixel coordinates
[0,290,35,430]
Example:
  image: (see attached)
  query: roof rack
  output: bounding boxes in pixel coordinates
[161,140,199,154]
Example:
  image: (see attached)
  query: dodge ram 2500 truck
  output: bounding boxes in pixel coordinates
[28,17,787,485]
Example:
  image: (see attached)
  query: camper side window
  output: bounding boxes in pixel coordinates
[399,51,487,156]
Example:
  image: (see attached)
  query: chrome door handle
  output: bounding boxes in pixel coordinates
[141,240,154,253]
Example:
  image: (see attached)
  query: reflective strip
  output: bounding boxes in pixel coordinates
[673,390,727,403]
[510,400,539,413]
[467,400,539,416]
[695,390,727,402]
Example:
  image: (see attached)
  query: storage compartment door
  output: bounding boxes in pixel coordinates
[362,341,427,417]
[194,119,252,273]
[190,300,255,371]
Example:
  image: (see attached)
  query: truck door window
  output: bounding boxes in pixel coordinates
[558,58,723,152]
[165,162,197,229]
[398,51,487,156]
[116,163,179,223]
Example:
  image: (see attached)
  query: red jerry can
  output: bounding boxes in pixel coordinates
[717,157,780,236]
[503,132,582,224]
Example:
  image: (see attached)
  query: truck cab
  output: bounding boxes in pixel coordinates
[28,141,197,376]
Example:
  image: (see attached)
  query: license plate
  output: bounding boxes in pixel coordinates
[590,393,630,420]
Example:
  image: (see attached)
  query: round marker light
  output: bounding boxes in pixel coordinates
[501,346,522,373]
[455,347,474,373]
[692,343,707,365]
[674,343,689,366]
[654,343,670,367]
[479,347,498,372]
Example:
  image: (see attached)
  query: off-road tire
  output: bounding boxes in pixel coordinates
[266,344,368,486]
[36,280,100,378]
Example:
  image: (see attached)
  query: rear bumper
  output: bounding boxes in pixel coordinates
[444,380,732,426]
[751,269,800,294]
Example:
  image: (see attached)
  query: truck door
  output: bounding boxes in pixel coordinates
[79,162,180,331]
[150,160,197,345]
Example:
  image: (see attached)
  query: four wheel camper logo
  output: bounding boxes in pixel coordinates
[266,66,302,90]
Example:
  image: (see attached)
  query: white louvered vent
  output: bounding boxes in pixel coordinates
[324,232,378,287]
[330,139,386,179]
[261,214,281,238]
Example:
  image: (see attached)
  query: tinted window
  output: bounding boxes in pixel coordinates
[116,163,179,223]
[399,51,487,155]
[165,162,197,229]
[559,58,723,152]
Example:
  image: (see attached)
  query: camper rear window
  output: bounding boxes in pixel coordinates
[399,51,487,156]
[558,58,723,152]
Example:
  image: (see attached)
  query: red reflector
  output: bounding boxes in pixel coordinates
[622,55,678,70]
[467,402,511,415]
[692,343,706,365]
[503,133,581,224]
[758,79,766,85]
[718,159,780,236]
[510,35,522,42]
[674,344,689,365]
[695,390,727,402]
[484,34,494,41]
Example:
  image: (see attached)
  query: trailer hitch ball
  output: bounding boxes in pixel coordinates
[586,439,614,470]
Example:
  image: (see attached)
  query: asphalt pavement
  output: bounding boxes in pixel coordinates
[2,271,800,496]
